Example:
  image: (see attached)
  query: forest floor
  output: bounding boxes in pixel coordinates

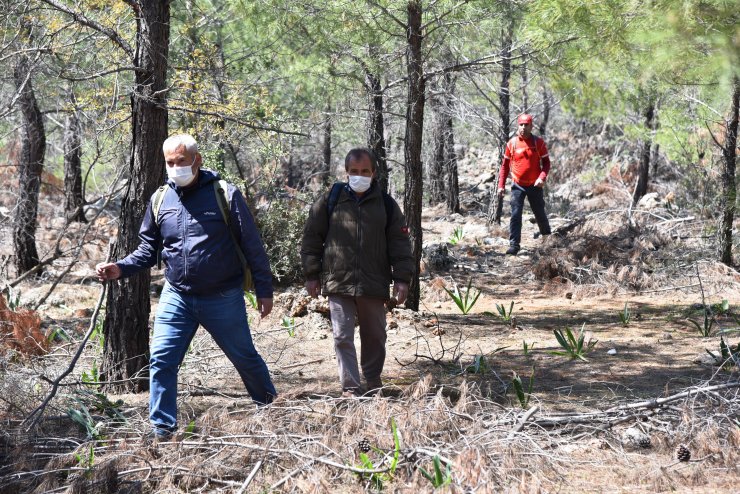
[1,132,739,493]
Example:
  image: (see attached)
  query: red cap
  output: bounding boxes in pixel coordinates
[517,114,533,125]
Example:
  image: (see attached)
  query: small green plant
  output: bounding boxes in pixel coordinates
[618,303,631,326]
[47,327,72,343]
[68,402,101,439]
[244,291,258,309]
[511,368,535,409]
[81,360,100,387]
[688,308,715,337]
[353,417,401,489]
[74,444,96,477]
[447,226,464,246]
[184,420,196,439]
[464,354,488,374]
[522,340,534,356]
[90,320,104,350]
[6,287,21,310]
[281,316,296,337]
[485,301,515,323]
[444,279,481,315]
[419,455,452,488]
[550,324,597,362]
[712,299,730,316]
[706,336,740,369]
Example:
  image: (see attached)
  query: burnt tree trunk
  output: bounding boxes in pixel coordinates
[366,67,389,193]
[102,0,170,393]
[719,77,738,266]
[64,94,86,223]
[13,55,45,276]
[403,1,424,311]
[444,74,460,214]
[632,98,656,206]
[488,21,513,225]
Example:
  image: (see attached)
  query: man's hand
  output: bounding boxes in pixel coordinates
[534,178,545,188]
[258,298,273,319]
[497,188,505,198]
[96,262,121,282]
[393,282,409,305]
[305,279,321,298]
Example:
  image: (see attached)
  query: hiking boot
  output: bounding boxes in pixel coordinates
[505,246,520,255]
[341,388,362,398]
[146,428,174,443]
[365,377,383,395]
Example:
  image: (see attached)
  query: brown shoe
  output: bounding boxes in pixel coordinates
[341,389,361,398]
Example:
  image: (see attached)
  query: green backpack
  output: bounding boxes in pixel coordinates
[152,180,254,292]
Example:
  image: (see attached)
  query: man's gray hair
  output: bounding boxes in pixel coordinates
[163,134,198,155]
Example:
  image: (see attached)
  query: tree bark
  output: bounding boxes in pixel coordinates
[13,54,45,275]
[429,82,446,205]
[444,74,460,214]
[403,1,424,311]
[488,21,513,225]
[322,101,332,185]
[539,83,551,137]
[102,0,170,393]
[719,76,738,266]
[365,67,389,193]
[632,98,655,206]
[64,93,86,223]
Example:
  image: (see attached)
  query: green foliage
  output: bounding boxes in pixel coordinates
[47,327,71,343]
[511,368,535,409]
[244,291,258,310]
[257,196,308,285]
[705,336,740,369]
[281,316,296,337]
[444,279,481,315]
[487,301,515,323]
[712,299,730,316]
[522,340,535,356]
[5,287,21,310]
[550,324,597,362]
[184,420,197,439]
[352,417,401,489]
[419,455,452,489]
[81,360,99,387]
[74,444,95,475]
[447,226,464,246]
[90,319,104,350]
[464,355,488,375]
[688,308,715,337]
[618,303,631,326]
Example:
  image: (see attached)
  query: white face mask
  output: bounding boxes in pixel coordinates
[166,158,196,187]
[348,175,372,193]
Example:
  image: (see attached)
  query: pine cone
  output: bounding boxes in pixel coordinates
[676,444,691,462]
[358,438,371,454]
[638,436,651,449]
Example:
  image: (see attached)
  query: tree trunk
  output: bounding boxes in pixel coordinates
[13,54,45,276]
[488,21,513,225]
[403,1,424,311]
[539,84,551,137]
[365,67,389,193]
[719,76,738,266]
[444,74,460,214]
[322,101,332,184]
[64,94,86,223]
[428,82,446,205]
[102,0,170,393]
[632,99,655,206]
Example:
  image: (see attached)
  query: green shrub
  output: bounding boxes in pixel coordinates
[256,197,307,285]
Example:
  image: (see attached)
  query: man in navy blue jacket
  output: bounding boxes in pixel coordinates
[96,134,276,439]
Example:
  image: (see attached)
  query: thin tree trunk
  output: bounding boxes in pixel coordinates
[444,74,460,214]
[13,54,45,275]
[488,21,513,225]
[429,82,446,205]
[322,101,332,184]
[102,0,170,393]
[719,76,738,266]
[539,83,551,137]
[632,99,655,206]
[404,0,424,311]
[64,93,86,223]
[521,59,528,111]
[366,67,389,193]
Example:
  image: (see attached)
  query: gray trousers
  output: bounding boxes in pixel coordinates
[328,295,387,392]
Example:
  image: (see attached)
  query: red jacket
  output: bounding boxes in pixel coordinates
[497,135,550,189]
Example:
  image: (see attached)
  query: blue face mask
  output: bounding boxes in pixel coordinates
[348,175,372,193]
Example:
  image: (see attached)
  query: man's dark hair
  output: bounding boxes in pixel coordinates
[344,148,377,172]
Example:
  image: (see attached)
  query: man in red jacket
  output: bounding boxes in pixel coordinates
[497,113,552,255]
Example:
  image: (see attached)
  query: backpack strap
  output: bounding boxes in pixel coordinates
[212,180,254,292]
[326,181,395,230]
[152,185,168,226]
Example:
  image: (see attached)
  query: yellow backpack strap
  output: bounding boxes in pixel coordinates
[212,180,254,292]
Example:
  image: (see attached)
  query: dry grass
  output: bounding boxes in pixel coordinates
[0,371,738,493]
[0,293,47,356]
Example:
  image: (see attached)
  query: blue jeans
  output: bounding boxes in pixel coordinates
[150,283,276,433]
[509,183,551,248]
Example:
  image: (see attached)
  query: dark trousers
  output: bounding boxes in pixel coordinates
[509,183,551,248]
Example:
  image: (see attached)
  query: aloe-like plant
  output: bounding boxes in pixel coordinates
[353,417,401,489]
[419,455,452,488]
[444,279,481,315]
[511,368,535,409]
[618,303,631,326]
[688,308,715,337]
[550,324,597,362]
[522,340,534,356]
[447,226,464,246]
[496,301,515,322]
[281,316,296,337]
[705,336,740,369]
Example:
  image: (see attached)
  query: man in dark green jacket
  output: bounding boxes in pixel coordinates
[301,148,413,397]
